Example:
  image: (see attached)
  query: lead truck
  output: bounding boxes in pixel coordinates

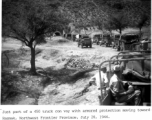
[78,35,92,48]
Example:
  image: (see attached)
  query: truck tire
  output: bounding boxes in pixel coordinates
[90,44,92,48]
[106,43,108,47]
[117,46,120,51]
[81,44,83,48]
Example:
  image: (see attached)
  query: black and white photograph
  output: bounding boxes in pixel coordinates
[1,0,151,106]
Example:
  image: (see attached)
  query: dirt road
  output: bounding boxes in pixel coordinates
[37,37,119,105]
[2,37,119,105]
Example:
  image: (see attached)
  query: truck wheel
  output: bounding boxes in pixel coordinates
[117,46,120,51]
[90,44,92,48]
[120,47,123,51]
[121,47,124,51]
[81,44,83,48]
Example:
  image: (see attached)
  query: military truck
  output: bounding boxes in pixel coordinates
[101,33,112,47]
[89,32,103,45]
[78,35,92,48]
[93,34,103,45]
[98,51,151,105]
[119,33,139,51]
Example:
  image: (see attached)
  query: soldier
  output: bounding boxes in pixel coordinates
[109,65,141,105]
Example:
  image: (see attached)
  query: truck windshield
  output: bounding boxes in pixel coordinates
[122,35,138,41]
[82,36,89,38]
[94,35,101,38]
[115,35,120,39]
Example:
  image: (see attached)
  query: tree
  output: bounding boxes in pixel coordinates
[60,0,108,30]
[136,14,149,37]
[2,0,68,74]
[123,0,151,37]
[95,0,151,34]
[108,11,128,34]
